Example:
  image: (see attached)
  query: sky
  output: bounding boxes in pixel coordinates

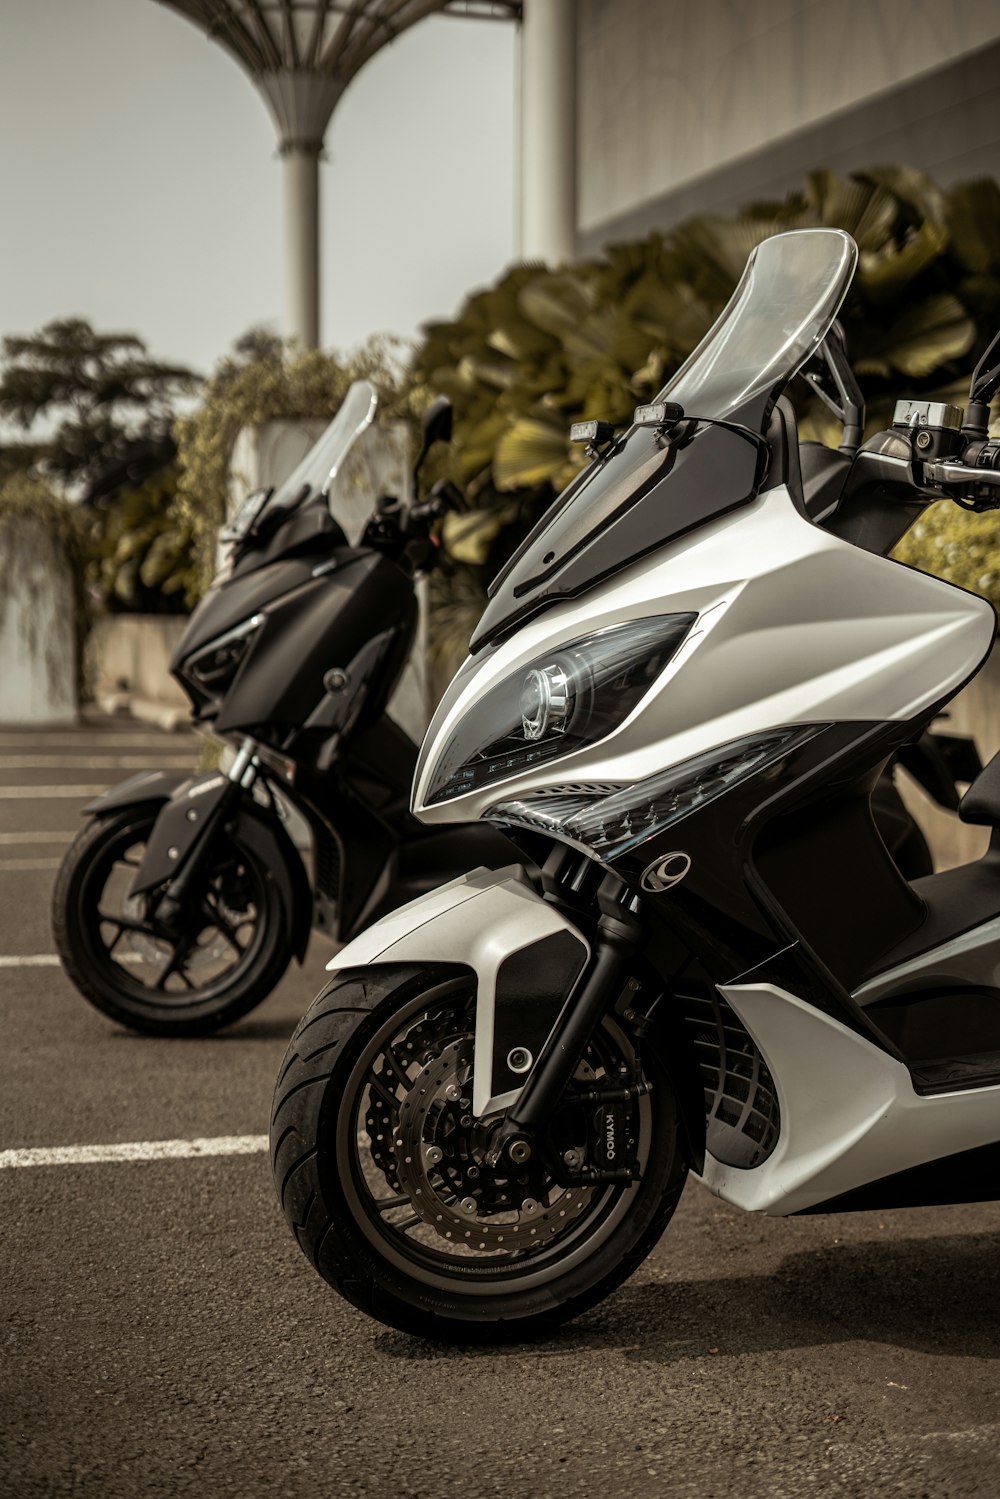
[0,0,518,378]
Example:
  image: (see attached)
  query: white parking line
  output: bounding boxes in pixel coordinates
[0,1135,269,1169]
[0,786,111,798]
[0,831,77,844]
[0,735,186,748]
[0,953,142,967]
[0,756,194,770]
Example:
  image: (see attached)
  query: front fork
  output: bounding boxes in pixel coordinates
[486,874,650,1184]
[151,737,260,926]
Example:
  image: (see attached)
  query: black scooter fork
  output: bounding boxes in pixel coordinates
[148,738,260,928]
[485,873,647,1181]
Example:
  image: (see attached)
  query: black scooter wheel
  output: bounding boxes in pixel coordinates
[271,965,688,1344]
[52,807,292,1035]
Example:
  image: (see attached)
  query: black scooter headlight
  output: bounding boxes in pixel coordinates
[424,614,696,807]
[185,614,263,693]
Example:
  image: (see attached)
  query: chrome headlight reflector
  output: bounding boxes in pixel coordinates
[424,614,696,807]
[486,726,823,861]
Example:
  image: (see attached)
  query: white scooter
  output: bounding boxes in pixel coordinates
[271,228,1000,1342]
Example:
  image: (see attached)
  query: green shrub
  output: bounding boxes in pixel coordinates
[414,168,1000,668]
[172,335,414,599]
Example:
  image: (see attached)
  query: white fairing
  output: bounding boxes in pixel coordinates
[698,983,1000,1214]
[414,485,994,823]
[325,865,590,1117]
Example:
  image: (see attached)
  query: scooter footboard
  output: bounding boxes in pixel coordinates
[326,865,590,1115]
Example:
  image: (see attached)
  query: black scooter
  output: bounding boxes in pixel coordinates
[52,383,514,1034]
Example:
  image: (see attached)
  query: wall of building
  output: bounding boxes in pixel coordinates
[577,0,1000,250]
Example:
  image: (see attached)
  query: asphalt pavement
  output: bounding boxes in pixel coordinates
[2,716,999,1499]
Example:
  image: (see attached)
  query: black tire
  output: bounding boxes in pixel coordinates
[52,806,293,1035]
[271,964,688,1343]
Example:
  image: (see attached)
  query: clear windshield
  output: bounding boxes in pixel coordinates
[266,379,378,514]
[470,229,859,650]
[657,228,858,425]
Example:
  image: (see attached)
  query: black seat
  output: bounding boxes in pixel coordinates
[800,441,852,523]
[959,749,1000,826]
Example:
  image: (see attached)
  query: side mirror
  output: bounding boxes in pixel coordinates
[413,396,453,493]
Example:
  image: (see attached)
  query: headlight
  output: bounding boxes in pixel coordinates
[486,726,823,861]
[185,614,263,692]
[423,614,695,806]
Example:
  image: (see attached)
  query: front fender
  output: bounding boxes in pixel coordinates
[83,770,189,816]
[129,773,230,895]
[327,865,590,1116]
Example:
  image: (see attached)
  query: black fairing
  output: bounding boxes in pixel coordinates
[173,546,416,736]
[218,553,415,735]
[601,718,930,1050]
[471,422,762,650]
[178,549,352,663]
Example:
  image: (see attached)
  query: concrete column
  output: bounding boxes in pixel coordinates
[281,143,322,347]
[519,0,577,264]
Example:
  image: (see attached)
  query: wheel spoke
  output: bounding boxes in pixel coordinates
[154,932,198,991]
[390,1213,422,1233]
[373,1195,411,1213]
[381,1044,415,1089]
[97,911,153,935]
[367,1071,400,1113]
[200,897,247,957]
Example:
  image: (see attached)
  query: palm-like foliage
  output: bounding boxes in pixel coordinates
[413,169,1000,665]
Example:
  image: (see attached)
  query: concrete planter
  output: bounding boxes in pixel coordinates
[0,511,77,725]
[88,614,189,731]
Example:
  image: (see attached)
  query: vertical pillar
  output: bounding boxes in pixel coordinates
[519,0,577,264]
[281,142,322,347]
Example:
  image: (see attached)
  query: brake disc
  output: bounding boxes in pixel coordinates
[392,1040,591,1251]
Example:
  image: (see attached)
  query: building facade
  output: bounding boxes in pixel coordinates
[521,0,1000,259]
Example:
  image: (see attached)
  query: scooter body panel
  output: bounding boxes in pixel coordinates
[198,551,416,737]
[699,982,1000,1215]
[413,486,995,825]
[326,865,591,1116]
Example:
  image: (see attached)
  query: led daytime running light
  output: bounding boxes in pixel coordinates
[486,725,824,860]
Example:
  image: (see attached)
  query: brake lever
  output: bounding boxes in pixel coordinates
[924,460,1000,512]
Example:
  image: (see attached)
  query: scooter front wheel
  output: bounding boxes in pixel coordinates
[271,964,688,1343]
[52,806,292,1034]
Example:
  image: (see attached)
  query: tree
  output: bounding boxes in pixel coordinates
[0,319,198,490]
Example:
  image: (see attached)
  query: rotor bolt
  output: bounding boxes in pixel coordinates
[425,1146,443,1166]
[461,1114,473,1128]
[563,1148,583,1169]
[521,1198,539,1215]
[459,1197,478,1215]
[466,1165,479,1180]
[444,1083,461,1102]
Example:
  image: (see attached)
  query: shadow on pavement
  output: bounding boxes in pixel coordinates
[373,1228,1000,1363]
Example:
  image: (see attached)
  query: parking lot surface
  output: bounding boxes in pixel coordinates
[2,717,999,1498]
